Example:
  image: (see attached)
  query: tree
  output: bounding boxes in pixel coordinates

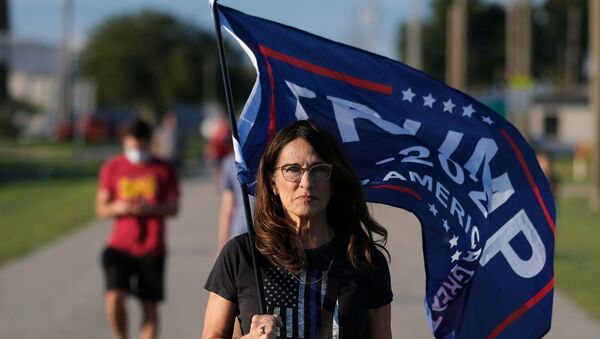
[398,0,505,89]
[532,0,587,88]
[398,0,588,91]
[80,10,252,119]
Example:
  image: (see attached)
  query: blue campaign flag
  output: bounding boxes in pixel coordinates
[216,4,555,338]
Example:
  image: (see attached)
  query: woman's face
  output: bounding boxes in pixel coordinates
[271,138,332,225]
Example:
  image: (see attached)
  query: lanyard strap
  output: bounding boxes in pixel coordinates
[317,245,345,339]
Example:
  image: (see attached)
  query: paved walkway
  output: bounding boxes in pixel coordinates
[0,177,598,338]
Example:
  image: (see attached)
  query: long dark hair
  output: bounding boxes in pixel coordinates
[253,120,388,273]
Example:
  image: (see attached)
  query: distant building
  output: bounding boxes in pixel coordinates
[8,40,96,139]
[528,95,593,155]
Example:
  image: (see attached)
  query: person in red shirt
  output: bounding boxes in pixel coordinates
[96,119,179,339]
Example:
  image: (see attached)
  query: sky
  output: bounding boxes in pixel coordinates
[10,0,543,60]
[10,0,432,60]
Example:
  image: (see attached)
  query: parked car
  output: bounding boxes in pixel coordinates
[56,115,109,142]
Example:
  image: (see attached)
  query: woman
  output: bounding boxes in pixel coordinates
[202,120,392,338]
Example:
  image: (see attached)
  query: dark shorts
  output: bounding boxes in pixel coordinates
[101,247,166,302]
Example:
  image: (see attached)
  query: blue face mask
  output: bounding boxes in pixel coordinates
[124,147,150,164]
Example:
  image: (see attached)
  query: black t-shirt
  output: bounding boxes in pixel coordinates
[204,234,393,338]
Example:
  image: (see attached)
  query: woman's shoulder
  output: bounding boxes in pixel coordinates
[216,234,273,282]
[337,237,389,267]
[218,233,255,262]
[372,245,390,265]
[222,233,251,251]
[368,245,390,273]
[352,245,390,272]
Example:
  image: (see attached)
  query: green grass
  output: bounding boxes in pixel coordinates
[0,139,108,264]
[553,156,573,183]
[0,133,206,262]
[552,155,591,185]
[0,179,97,264]
[0,139,118,182]
[555,197,600,320]
[0,135,206,265]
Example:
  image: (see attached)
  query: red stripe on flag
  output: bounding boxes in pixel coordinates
[261,52,277,140]
[486,129,556,337]
[370,185,422,200]
[500,129,556,236]
[259,45,393,95]
[487,277,554,339]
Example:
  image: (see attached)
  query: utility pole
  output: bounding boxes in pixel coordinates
[58,0,73,126]
[0,0,9,130]
[406,0,422,70]
[505,0,532,137]
[589,0,600,209]
[506,0,531,81]
[446,0,467,91]
[58,0,82,175]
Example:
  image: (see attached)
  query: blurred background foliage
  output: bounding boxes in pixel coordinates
[398,0,587,89]
[80,9,253,121]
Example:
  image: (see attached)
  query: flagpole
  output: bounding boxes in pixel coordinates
[210,0,267,314]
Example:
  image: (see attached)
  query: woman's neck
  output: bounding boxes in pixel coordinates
[291,214,334,249]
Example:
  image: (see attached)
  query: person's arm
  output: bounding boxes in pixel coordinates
[96,188,132,219]
[96,188,178,219]
[133,198,179,217]
[134,167,180,218]
[201,292,282,339]
[217,189,235,253]
[96,188,179,218]
[366,303,392,339]
[201,292,237,339]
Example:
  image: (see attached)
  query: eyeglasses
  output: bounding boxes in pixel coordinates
[274,163,333,183]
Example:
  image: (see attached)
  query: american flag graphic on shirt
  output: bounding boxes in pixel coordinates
[264,266,339,339]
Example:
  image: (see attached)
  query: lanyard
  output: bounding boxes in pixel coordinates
[317,243,345,339]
